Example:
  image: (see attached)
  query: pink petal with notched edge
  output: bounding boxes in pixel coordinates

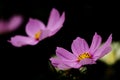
[8,35,39,47]
[71,37,89,56]
[47,8,65,37]
[47,8,60,29]
[93,34,112,61]
[7,15,23,31]
[50,57,71,70]
[48,12,65,37]
[26,18,46,38]
[89,32,102,54]
[79,58,96,65]
[56,47,76,60]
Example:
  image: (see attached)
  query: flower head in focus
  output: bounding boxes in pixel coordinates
[8,8,65,47]
[100,41,120,65]
[0,15,23,34]
[50,33,112,70]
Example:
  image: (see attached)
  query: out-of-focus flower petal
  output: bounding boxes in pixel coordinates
[7,15,23,32]
[56,47,76,60]
[26,18,45,38]
[8,35,38,47]
[93,34,112,61]
[89,32,102,54]
[0,15,23,34]
[0,20,7,34]
[71,37,89,56]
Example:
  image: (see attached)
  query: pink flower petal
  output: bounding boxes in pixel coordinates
[93,34,112,61]
[50,57,61,67]
[79,59,96,65]
[57,64,71,70]
[7,15,23,32]
[89,32,102,54]
[26,18,45,38]
[39,29,49,41]
[8,35,39,47]
[48,12,65,36]
[71,37,89,56]
[56,47,76,60]
[47,8,60,29]
[63,60,82,69]
[0,20,7,34]
[50,57,71,70]
[47,8,65,36]
[0,15,23,34]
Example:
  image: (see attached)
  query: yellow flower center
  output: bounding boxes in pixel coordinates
[77,52,91,62]
[34,31,41,40]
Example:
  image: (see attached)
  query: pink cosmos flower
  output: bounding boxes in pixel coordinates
[9,8,65,47]
[50,33,112,70]
[0,15,23,34]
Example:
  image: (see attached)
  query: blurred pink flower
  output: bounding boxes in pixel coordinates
[50,33,112,70]
[0,15,23,34]
[9,8,65,47]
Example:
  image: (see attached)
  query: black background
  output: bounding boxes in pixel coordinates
[0,0,120,80]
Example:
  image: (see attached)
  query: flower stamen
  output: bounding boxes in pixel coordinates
[77,52,91,62]
[35,31,41,40]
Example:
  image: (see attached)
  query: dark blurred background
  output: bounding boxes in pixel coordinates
[0,0,120,80]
